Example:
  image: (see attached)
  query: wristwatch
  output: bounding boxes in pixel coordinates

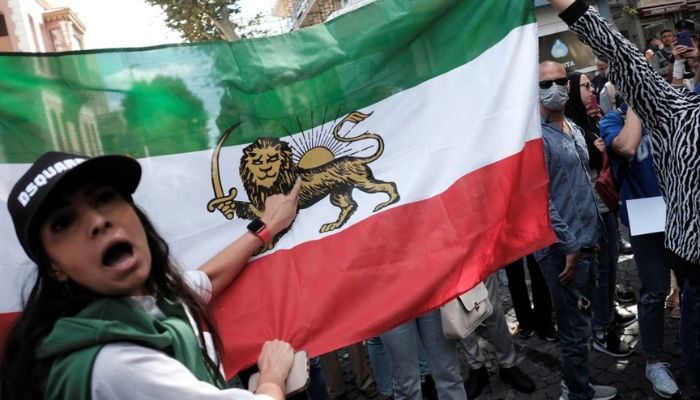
[247,218,272,244]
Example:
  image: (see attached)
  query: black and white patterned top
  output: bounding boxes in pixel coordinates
[560,1,700,266]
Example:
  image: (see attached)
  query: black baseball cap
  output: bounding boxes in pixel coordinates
[7,151,141,262]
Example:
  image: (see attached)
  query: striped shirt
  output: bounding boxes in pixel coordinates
[560,1,700,266]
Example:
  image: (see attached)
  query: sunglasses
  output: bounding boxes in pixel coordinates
[539,77,568,89]
[579,82,593,90]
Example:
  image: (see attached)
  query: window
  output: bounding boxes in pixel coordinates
[0,14,8,37]
[28,15,40,50]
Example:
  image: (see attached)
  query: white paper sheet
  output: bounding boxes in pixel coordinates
[627,196,666,236]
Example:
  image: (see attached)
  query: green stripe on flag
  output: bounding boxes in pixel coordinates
[0,0,533,163]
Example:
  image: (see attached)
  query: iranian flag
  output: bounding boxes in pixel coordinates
[0,0,554,376]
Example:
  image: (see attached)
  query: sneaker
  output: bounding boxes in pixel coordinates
[499,365,535,393]
[593,332,633,358]
[669,306,681,319]
[615,283,636,304]
[612,307,637,329]
[537,326,559,342]
[646,362,680,398]
[518,328,534,339]
[464,366,489,399]
[560,382,617,400]
[619,236,633,255]
[361,382,380,399]
[665,290,680,309]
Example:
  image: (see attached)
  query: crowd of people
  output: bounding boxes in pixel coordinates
[534,0,699,398]
[0,0,699,399]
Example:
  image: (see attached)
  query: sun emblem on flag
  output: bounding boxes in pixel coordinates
[206,110,400,251]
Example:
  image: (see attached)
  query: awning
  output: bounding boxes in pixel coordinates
[687,0,700,11]
[636,0,700,17]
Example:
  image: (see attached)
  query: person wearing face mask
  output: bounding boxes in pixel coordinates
[535,61,617,400]
[548,0,700,391]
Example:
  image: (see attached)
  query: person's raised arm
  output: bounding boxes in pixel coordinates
[549,0,575,12]
[546,0,684,138]
[199,179,302,298]
[611,108,643,159]
[671,44,700,88]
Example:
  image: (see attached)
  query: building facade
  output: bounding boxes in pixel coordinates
[273,0,372,30]
[610,0,700,47]
[274,0,700,75]
[274,0,611,72]
[0,1,117,163]
[0,0,84,52]
[535,0,615,72]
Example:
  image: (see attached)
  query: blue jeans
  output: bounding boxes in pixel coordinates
[367,337,393,397]
[539,250,597,400]
[592,212,620,331]
[380,309,466,400]
[630,232,669,358]
[681,279,700,389]
[308,356,330,400]
[463,274,516,369]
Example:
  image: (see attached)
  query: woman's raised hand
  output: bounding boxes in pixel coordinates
[262,179,302,237]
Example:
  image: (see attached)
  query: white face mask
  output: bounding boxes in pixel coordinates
[539,84,569,111]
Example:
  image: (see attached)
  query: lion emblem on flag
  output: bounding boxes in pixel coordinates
[207,111,400,249]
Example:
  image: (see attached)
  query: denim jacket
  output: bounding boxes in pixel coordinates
[535,117,599,261]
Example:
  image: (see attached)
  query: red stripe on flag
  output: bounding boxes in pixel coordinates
[212,138,556,377]
[0,312,20,348]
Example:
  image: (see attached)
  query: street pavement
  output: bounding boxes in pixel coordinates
[461,254,698,400]
[330,254,699,400]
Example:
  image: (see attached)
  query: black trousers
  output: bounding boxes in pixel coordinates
[505,254,554,332]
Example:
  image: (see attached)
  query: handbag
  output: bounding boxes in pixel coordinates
[595,150,619,212]
[440,282,493,339]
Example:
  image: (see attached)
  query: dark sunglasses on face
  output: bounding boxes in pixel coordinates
[579,82,592,90]
[539,77,568,89]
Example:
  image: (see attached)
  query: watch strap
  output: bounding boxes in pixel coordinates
[255,225,272,244]
[247,218,272,244]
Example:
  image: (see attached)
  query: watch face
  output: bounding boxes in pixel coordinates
[247,219,265,233]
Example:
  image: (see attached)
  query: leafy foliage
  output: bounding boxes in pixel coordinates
[144,0,242,42]
[121,76,209,157]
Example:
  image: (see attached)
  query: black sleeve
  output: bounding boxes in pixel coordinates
[559,0,589,26]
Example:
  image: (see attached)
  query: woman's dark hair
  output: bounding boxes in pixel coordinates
[565,71,603,171]
[0,196,223,400]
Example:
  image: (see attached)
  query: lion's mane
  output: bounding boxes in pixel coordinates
[239,137,298,212]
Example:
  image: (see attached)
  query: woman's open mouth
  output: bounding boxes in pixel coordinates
[102,241,134,267]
